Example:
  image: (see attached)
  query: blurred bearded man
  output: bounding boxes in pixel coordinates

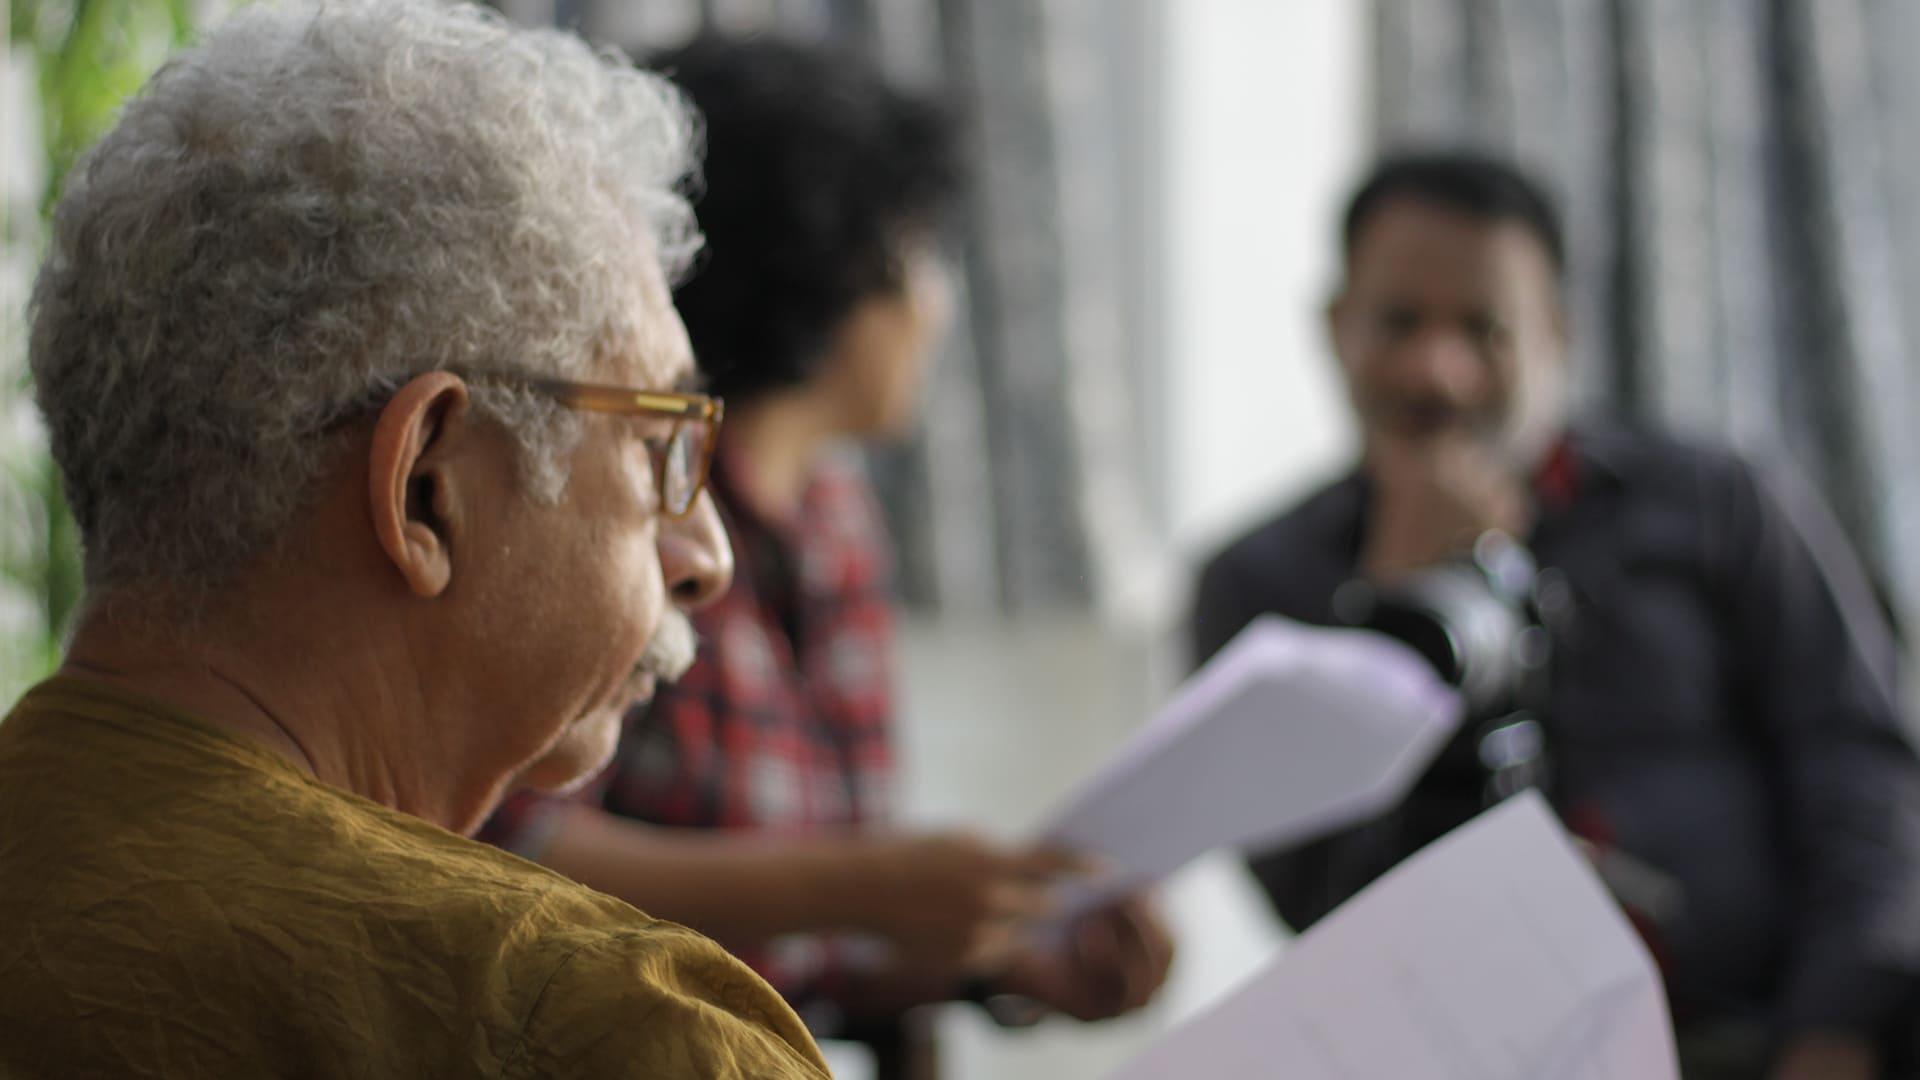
[1191,152,1920,1080]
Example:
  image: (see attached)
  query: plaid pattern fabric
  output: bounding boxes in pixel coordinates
[610,452,897,833]
[481,447,897,998]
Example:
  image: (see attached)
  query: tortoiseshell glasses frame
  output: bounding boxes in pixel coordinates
[485,373,724,519]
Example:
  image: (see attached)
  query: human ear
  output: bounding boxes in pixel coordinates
[367,372,473,597]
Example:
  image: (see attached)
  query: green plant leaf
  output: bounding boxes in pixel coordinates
[6,0,202,695]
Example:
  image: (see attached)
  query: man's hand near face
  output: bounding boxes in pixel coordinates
[1360,432,1532,583]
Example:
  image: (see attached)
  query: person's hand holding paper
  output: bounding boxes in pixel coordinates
[843,831,1091,973]
[825,834,1172,1023]
[994,893,1177,1022]
[949,615,1456,1024]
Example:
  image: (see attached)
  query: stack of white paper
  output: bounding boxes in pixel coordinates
[1109,793,1678,1080]
[1037,615,1463,913]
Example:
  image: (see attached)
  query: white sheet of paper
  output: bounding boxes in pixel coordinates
[1035,615,1462,911]
[1109,792,1679,1080]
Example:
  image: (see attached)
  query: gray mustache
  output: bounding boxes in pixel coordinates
[637,610,699,682]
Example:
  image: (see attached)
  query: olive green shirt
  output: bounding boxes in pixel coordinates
[0,677,831,1078]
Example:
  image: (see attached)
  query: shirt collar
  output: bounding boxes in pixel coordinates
[1558,421,1633,494]
[1534,433,1582,510]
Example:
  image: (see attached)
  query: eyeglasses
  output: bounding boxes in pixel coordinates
[486,373,723,519]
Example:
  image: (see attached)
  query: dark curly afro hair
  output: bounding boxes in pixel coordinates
[648,36,963,406]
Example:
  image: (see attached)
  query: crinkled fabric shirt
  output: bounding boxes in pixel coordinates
[0,676,831,1079]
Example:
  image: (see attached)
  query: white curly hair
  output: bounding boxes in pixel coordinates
[28,0,701,592]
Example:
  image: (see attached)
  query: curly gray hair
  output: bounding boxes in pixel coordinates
[29,0,701,592]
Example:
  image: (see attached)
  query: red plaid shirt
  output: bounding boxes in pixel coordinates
[481,446,897,998]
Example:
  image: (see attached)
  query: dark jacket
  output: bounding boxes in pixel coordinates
[1190,423,1920,1040]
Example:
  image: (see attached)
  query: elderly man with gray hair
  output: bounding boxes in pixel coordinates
[0,1,830,1076]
